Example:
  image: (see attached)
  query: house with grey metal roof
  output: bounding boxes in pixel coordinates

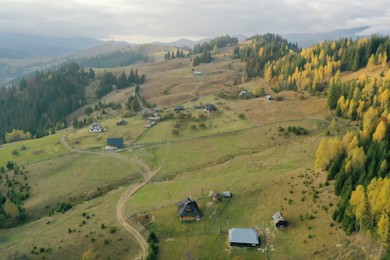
[228,228,259,247]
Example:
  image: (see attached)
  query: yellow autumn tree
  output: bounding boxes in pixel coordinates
[351,146,367,169]
[340,131,355,154]
[379,89,390,109]
[350,185,368,231]
[347,136,359,156]
[367,178,382,224]
[373,120,387,143]
[4,199,19,219]
[361,107,377,142]
[315,137,341,170]
[377,214,389,258]
[367,54,376,72]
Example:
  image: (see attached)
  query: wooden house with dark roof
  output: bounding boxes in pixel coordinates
[176,197,202,222]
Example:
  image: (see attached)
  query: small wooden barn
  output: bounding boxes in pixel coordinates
[272,211,288,228]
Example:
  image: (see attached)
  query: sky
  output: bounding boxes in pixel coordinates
[1,0,390,43]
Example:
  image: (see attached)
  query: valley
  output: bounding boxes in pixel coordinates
[0,36,388,259]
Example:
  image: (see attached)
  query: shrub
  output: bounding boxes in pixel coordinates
[238,113,246,120]
[172,129,180,135]
[109,227,117,234]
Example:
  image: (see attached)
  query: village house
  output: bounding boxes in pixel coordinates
[204,103,217,112]
[106,137,124,150]
[116,118,127,125]
[239,90,247,98]
[228,228,260,247]
[89,122,105,133]
[272,211,288,228]
[174,105,185,112]
[176,198,202,222]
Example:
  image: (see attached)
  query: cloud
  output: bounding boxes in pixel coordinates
[0,0,389,43]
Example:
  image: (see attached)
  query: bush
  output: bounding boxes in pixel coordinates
[57,202,72,213]
[172,129,180,135]
[238,113,246,120]
[109,226,117,233]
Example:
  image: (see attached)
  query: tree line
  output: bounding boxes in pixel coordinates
[247,35,390,93]
[77,50,148,68]
[0,163,30,228]
[0,62,93,143]
[96,68,145,99]
[315,70,389,246]
[164,48,186,60]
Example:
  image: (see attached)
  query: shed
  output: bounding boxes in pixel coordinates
[193,71,202,75]
[222,191,232,198]
[228,228,259,247]
[272,211,288,228]
[116,119,127,125]
[239,90,247,98]
[174,105,185,112]
[107,138,124,149]
[176,197,202,222]
[204,103,217,112]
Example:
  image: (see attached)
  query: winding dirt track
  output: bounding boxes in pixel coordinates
[61,133,160,259]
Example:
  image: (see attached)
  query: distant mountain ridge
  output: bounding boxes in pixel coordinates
[283,26,371,48]
[0,32,104,58]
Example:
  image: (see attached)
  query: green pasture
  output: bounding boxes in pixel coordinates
[0,132,69,167]
[0,187,141,259]
[66,116,145,150]
[126,133,347,259]
[24,153,143,219]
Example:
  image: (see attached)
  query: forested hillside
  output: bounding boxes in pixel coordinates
[77,50,148,68]
[241,35,390,93]
[315,71,389,242]
[0,63,93,142]
[237,33,389,247]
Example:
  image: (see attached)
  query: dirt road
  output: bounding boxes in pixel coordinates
[61,133,160,259]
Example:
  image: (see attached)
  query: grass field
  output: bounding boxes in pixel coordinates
[126,132,349,259]
[24,152,143,219]
[0,43,368,259]
[66,116,146,150]
[0,186,141,259]
[0,132,69,167]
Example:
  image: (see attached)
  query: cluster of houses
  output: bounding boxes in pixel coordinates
[174,103,218,112]
[175,194,288,249]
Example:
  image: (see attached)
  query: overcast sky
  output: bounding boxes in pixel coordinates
[1,0,389,43]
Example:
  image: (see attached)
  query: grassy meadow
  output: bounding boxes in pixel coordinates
[0,43,365,259]
[0,132,69,167]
